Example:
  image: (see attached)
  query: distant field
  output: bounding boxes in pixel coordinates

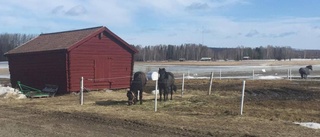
[135,59,320,66]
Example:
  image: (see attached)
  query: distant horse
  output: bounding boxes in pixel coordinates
[158,68,177,101]
[127,71,147,105]
[299,65,313,79]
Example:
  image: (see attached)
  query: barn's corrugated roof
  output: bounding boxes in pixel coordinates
[5,26,137,55]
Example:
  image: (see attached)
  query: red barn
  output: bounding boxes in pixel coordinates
[5,26,138,94]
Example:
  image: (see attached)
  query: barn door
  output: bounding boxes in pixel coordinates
[94,56,111,84]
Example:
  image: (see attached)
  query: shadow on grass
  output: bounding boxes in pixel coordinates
[95,98,166,106]
[95,100,128,106]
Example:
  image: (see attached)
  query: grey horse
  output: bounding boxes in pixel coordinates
[299,65,313,79]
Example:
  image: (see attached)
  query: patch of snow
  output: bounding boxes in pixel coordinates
[152,90,159,95]
[0,85,26,99]
[0,75,10,79]
[184,76,210,79]
[0,86,14,96]
[294,122,320,129]
[257,76,283,80]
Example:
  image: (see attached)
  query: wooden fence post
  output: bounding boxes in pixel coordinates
[181,73,185,97]
[80,77,84,105]
[240,80,246,115]
[208,72,214,95]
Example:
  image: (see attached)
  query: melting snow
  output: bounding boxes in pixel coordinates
[151,90,159,95]
[0,85,26,99]
[294,122,320,129]
[257,76,283,80]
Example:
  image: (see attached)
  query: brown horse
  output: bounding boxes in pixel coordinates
[127,71,147,105]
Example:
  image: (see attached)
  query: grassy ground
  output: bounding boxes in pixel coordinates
[1,79,320,136]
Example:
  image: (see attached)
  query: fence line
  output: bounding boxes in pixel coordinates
[171,68,320,80]
[81,67,319,83]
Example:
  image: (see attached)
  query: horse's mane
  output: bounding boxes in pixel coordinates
[159,68,170,79]
[165,71,169,79]
[306,65,313,70]
[166,72,174,79]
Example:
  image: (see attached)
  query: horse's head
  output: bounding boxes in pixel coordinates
[126,90,136,106]
[158,68,167,80]
[307,65,313,70]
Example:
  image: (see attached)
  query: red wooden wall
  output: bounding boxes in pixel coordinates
[68,32,133,92]
[7,51,67,94]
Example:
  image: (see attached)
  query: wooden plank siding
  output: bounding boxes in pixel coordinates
[5,26,137,93]
[68,33,133,92]
[7,51,67,93]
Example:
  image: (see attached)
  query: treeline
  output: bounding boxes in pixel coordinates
[134,44,213,61]
[134,44,320,61]
[1,33,319,61]
[0,33,36,61]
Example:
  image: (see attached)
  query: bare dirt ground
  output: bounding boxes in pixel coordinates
[1,60,320,137]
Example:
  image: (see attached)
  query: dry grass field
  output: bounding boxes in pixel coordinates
[1,60,320,136]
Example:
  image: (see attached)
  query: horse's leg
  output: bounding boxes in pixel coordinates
[134,90,138,105]
[163,87,166,101]
[164,86,169,101]
[133,92,136,105]
[159,88,163,101]
[139,89,143,104]
[170,85,173,100]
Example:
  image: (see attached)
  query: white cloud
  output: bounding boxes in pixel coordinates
[51,6,64,14]
[0,0,319,49]
[65,5,87,16]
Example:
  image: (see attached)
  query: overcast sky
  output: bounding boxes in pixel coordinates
[0,0,320,49]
